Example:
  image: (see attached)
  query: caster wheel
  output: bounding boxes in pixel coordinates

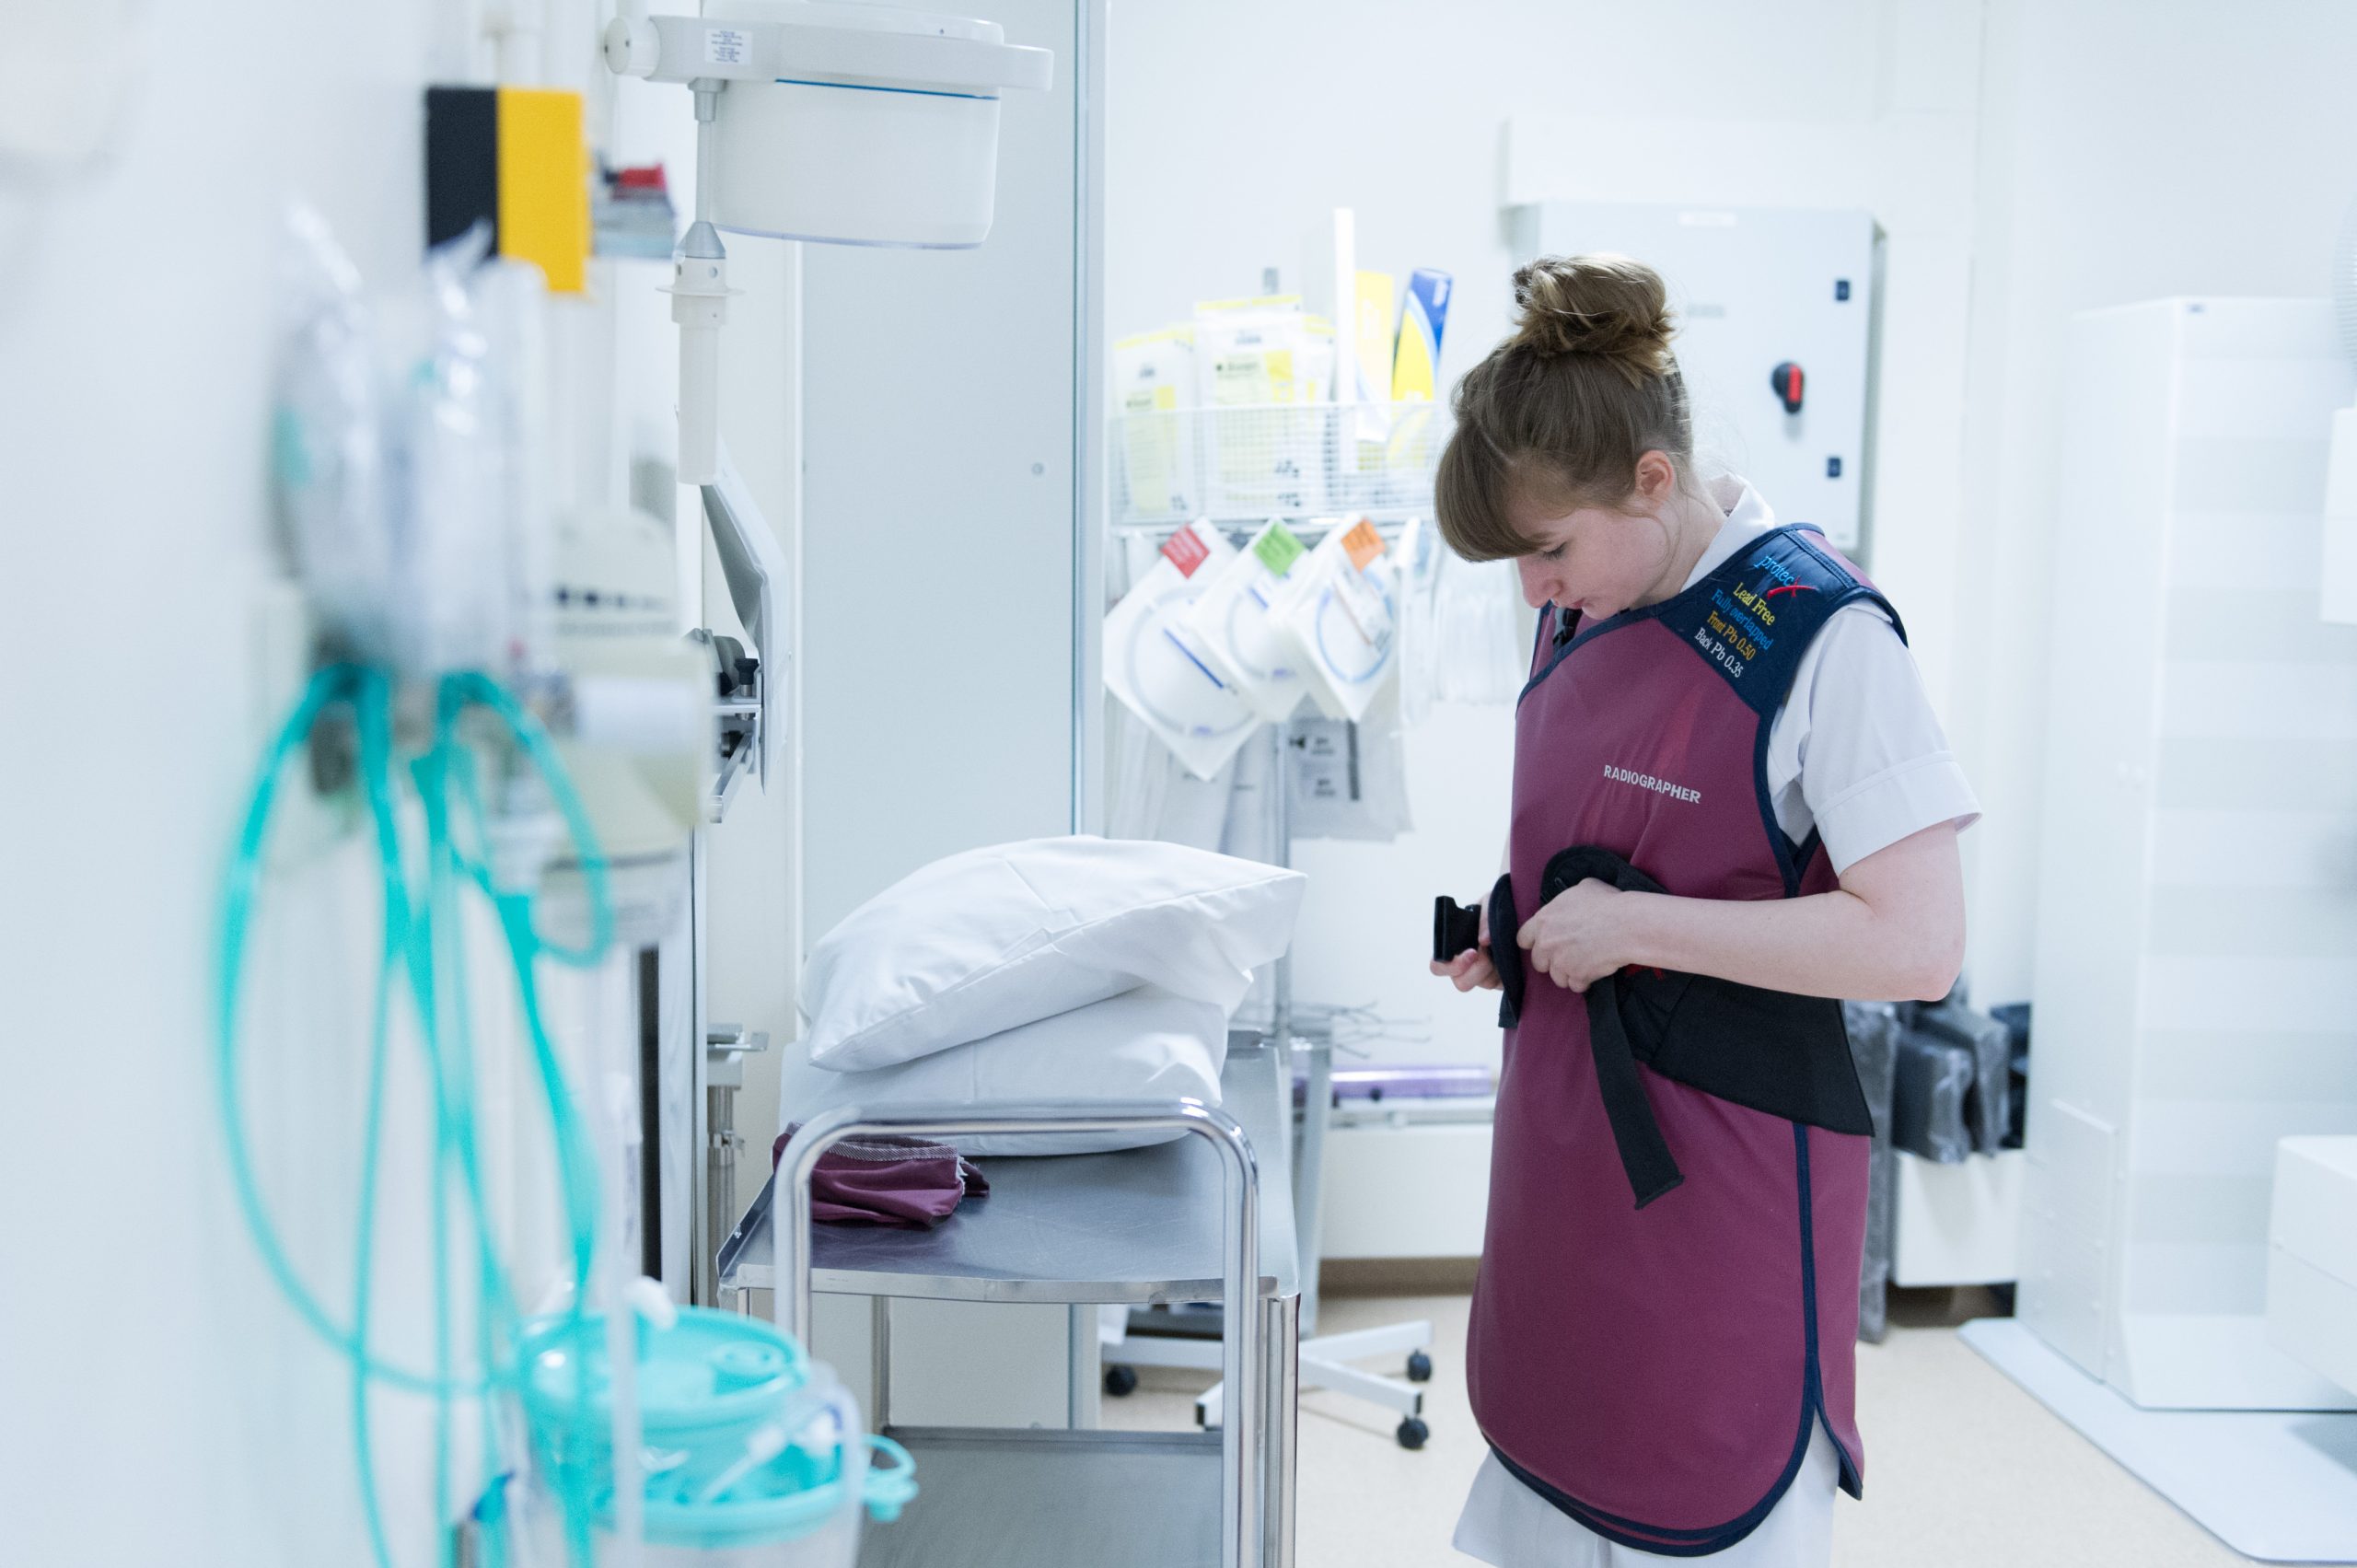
[1406,1351,1434,1383]
[1103,1365,1139,1398]
[1397,1417,1430,1450]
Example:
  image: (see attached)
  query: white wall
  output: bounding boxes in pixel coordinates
[1106,0,1987,1068]
[0,5,702,1560]
[1956,0,2357,1001]
[1109,0,2357,1039]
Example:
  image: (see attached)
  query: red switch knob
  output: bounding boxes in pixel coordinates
[1770,362,1805,414]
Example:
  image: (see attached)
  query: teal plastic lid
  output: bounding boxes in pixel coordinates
[519,1307,811,1441]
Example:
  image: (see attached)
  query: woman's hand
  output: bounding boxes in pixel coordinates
[1516,879,1630,993]
[1428,895,1502,993]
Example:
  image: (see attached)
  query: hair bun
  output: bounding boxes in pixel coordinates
[1511,254,1676,383]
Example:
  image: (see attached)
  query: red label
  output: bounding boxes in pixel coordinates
[1161,526,1212,578]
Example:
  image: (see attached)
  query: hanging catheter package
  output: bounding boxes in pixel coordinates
[1432,547,1528,705]
[1272,517,1398,723]
[1178,518,1314,723]
[1393,516,1440,729]
[1102,518,1262,782]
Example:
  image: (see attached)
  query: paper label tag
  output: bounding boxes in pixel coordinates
[705,26,750,64]
[1340,517,1385,570]
[1253,523,1305,576]
[1330,557,1389,645]
[1160,526,1212,578]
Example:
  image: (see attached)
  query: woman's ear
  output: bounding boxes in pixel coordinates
[1631,449,1678,505]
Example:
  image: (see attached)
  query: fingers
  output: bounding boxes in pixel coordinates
[1429,951,1503,993]
[1528,943,1590,994]
[1453,954,1499,993]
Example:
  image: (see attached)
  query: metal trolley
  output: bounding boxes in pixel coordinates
[719,1037,1302,1568]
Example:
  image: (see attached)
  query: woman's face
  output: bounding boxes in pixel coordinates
[1508,500,1674,619]
[1504,451,1685,618]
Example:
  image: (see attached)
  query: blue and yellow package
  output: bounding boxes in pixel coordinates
[1387,269,1453,474]
[1390,268,1453,401]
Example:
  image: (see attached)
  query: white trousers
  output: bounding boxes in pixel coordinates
[1452,1424,1840,1568]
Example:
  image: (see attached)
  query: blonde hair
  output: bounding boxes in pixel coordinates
[1435,253,1695,562]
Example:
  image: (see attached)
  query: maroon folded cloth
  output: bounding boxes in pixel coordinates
[772,1126,991,1229]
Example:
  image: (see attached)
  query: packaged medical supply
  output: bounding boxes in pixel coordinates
[1102,518,1263,780]
[1351,267,1397,447]
[783,985,1227,1156]
[1387,268,1453,474]
[1178,519,1315,723]
[1289,681,1411,841]
[1303,208,1357,401]
[1193,294,1328,406]
[1393,515,1440,727]
[1194,295,1332,515]
[594,161,679,259]
[1390,269,1452,402]
[1433,547,1526,705]
[1111,325,1200,519]
[800,835,1305,1072]
[1272,517,1397,722]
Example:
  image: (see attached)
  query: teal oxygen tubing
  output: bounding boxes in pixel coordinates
[215,661,615,1568]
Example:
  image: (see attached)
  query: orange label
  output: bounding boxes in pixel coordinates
[1341,517,1384,570]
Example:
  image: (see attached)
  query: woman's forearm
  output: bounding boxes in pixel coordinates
[1617,886,1955,1003]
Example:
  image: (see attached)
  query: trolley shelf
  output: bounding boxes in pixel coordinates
[717,1038,1299,1306]
[860,1428,1225,1568]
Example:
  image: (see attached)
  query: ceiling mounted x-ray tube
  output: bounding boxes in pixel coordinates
[603,0,1053,483]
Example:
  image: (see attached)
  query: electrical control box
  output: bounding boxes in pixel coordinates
[1511,202,1879,554]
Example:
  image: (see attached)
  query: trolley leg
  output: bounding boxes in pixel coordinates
[870,1295,892,1430]
[1263,1293,1299,1568]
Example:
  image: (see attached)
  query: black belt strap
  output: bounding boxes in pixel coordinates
[1493,846,1872,1209]
[1538,849,1686,1208]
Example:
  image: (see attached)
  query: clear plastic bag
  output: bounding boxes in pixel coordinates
[388,223,513,676]
[1432,548,1527,706]
[1913,1000,2014,1156]
[272,204,393,665]
[1892,1033,1975,1164]
[1843,1000,1905,1343]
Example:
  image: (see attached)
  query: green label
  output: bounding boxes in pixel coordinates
[1253,522,1306,576]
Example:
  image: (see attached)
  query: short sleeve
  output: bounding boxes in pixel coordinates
[1763,603,1981,874]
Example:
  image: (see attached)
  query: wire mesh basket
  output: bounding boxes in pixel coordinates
[1109,401,1450,526]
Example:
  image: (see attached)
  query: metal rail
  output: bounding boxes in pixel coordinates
[774,1099,1262,1568]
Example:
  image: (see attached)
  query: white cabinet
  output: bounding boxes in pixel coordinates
[2269,1136,2357,1400]
[1508,202,1876,553]
[2022,297,2357,1411]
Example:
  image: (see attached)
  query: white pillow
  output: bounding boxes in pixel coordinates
[801,835,1305,1072]
[781,986,1229,1156]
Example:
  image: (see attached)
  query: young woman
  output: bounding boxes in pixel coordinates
[1429,254,1979,1567]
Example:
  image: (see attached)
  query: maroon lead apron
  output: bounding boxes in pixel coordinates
[1468,524,1898,1555]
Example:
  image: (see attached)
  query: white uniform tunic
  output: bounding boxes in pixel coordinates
[1452,479,1980,1566]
